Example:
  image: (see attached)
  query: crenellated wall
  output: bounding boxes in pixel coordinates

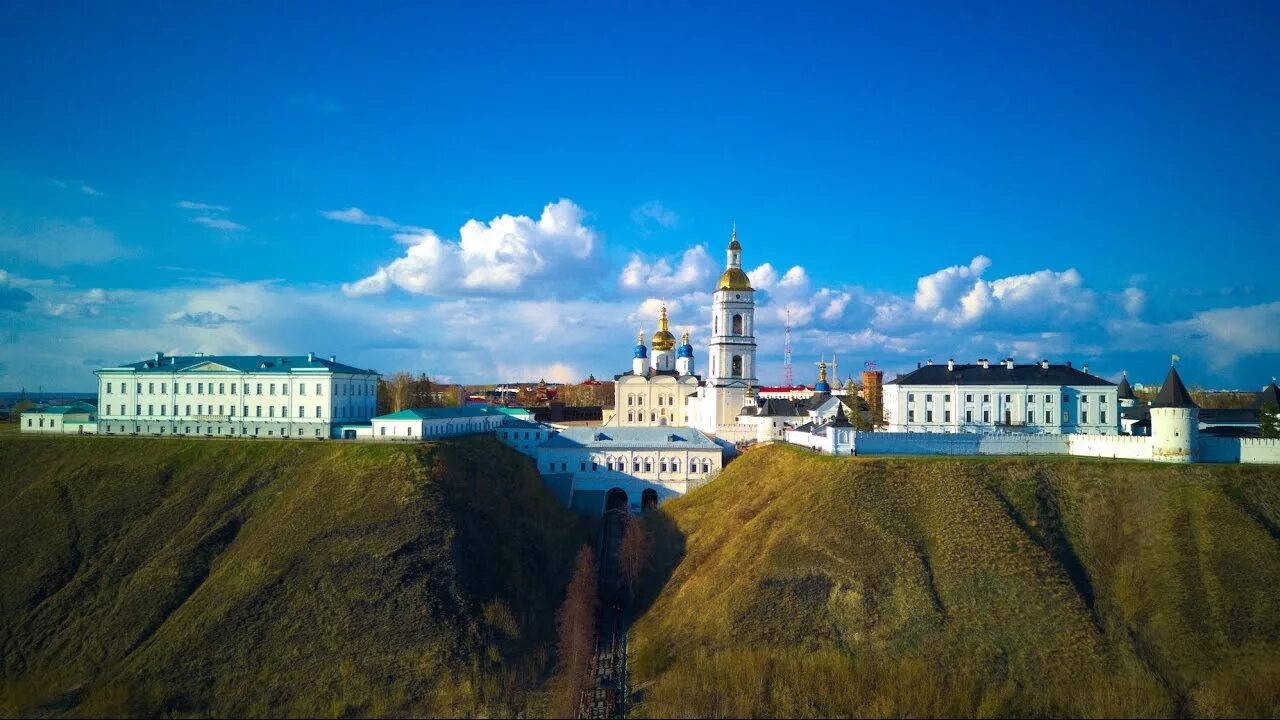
[851,432,1068,456]
[1200,436,1280,464]
[1067,434,1153,461]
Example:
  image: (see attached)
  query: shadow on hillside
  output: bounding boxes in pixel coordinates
[625,509,686,624]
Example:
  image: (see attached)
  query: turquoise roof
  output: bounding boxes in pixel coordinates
[25,400,97,415]
[541,426,720,450]
[375,406,515,421]
[99,354,378,375]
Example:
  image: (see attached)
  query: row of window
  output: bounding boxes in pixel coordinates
[103,403,374,418]
[907,392,1111,405]
[625,393,678,406]
[101,424,323,437]
[905,408,1109,425]
[626,409,674,423]
[545,457,715,474]
[105,380,376,397]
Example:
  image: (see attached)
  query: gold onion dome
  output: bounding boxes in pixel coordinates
[718,267,752,290]
[650,305,677,351]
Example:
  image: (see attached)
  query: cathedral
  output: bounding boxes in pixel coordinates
[607,228,760,441]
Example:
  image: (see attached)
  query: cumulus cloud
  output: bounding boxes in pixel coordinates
[0,269,34,312]
[343,199,601,297]
[619,245,714,295]
[630,201,679,231]
[166,310,235,328]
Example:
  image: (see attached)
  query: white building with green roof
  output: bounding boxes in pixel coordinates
[94,352,379,439]
[20,400,98,435]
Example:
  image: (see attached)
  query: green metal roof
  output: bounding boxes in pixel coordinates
[374,406,514,421]
[24,400,97,415]
[98,354,378,375]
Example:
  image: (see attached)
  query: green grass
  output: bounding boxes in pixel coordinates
[629,444,1280,718]
[0,434,584,717]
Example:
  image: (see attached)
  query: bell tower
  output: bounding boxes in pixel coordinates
[697,226,757,433]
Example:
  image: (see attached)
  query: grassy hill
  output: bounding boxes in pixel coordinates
[630,444,1280,718]
[0,435,583,717]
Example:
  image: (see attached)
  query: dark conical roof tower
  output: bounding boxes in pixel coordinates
[1151,365,1197,408]
[1116,373,1135,400]
[1257,381,1280,409]
[829,400,852,427]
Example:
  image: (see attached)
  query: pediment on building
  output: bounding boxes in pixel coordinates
[182,361,238,373]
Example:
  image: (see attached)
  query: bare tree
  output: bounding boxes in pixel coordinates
[554,545,598,716]
[617,515,652,597]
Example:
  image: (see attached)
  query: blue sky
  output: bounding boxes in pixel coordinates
[1,1,1278,390]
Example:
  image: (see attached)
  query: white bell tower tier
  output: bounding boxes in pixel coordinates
[694,226,757,435]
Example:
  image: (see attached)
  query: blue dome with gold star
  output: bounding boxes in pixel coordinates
[634,333,648,358]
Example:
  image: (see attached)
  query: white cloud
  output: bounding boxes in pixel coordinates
[494,362,581,384]
[1121,287,1145,318]
[343,199,601,298]
[630,201,679,231]
[192,216,247,231]
[175,200,229,212]
[320,207,420,232]
[0,218,130,266]
[619,245,714,295]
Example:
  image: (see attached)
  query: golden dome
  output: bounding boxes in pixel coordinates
[651,305,677,351]
[717,267,752,291]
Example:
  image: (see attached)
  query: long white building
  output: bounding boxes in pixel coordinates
[94,352,379,439]
[883,358,1119,434]
[537,426,723,514]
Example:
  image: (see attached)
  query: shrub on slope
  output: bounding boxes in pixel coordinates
[629,445,1280,717]
[0,435,580,717]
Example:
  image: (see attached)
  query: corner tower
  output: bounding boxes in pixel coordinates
[1150,364,1199,462]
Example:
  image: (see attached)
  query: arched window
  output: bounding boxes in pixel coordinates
[732,314,743,335]
[672,459,680,472]
[732,355,743,377]
[627,411,634,422]
[627,395,633,406]
[643,459,652,472]
[714,316,718,334]
[660,459,668,472]
[657,396,663,406]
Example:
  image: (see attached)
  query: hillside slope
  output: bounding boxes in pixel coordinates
[630,444,1280,717]
[0,435,581,717]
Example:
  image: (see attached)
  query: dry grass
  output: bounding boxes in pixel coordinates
[629,444,1280,718]
[0,434,585,717]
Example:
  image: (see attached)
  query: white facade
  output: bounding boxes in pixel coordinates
[609,307,700,428]
[94,352,378,439]
[370,406,535,441]
[537,427,723,514]
[883,360,1120,435]
[20,401,98,435]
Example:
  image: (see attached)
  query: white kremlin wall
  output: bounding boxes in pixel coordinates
[838,431,1280,464]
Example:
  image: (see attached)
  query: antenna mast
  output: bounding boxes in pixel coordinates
[782,309,794,387]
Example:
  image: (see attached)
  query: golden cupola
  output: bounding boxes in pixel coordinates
[717,225,753,291]
[650,305,677,351]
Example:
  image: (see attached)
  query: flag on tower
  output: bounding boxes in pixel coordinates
[1172,354,1181,364]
